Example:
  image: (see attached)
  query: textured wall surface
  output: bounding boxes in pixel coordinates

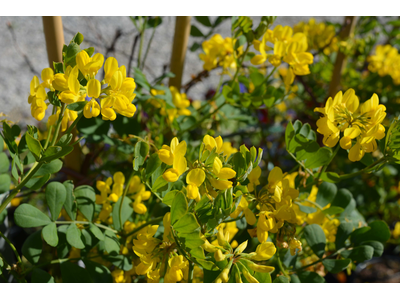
[0,16,343,125]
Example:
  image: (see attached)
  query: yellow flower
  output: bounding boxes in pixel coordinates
[315,89,387,161]
[76,50,104,79]
[101,57,137,120]
[83,79,101,119]
[393,222,400,239]
[247,166,261,192]
[28,76,48,121]
[58,66,86,104]
[186,168,206,200]
[368,44,400,85]
[48,107,78,132]
[251,242,276,261]
[159,137,187,182]
[164,255,188,283]
[289,238,302,255]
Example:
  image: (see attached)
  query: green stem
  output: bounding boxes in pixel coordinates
[145,182,163,202]
[316,144,340,181]
[54,221,117,233]
[119,171,135,229]
[137,17,148,68]
[288,151,314,177]
[188,260,194,283]
[220,215,244,224]
[64,111,83,135]
[0,161,44,215]
[50,103,66,147]
[339,156,387,181]
[142,22,156,69]
[277,249,290,280]
[292,248,345,273]
[263,66,277,85]
[0,231,22,264]
[124,216,163,238]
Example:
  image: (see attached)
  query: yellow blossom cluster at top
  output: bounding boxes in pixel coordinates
[293,18,338,55]
[315,89,386,162]
[199,34,242,74]
[251,25,314,86]
[368,44,400,85]
[28,49,136,125]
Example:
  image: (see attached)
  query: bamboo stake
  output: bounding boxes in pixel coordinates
[328,16,357,97]
[169,16,192,90]
[42,16,65,67]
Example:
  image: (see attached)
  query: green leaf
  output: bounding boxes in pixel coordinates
[303,224,326,258]
[341,245,374,263]
[84,47,95,57]
[171,192,188,225]
[112,197,133,231]
[134,141,149,171]
[14,204,52,228]
[178,230,205,249]
[57,225,70,258]
[319,172,341,183]
[195,16,212,27]
[163,190,180,207]
[21,230,42,264]
[152,176,168,192]
[173,213,200,234]
[335,222,354,250]
[46,182,67,221]
[190,25,204,37]
[53,62,63,74]
[361,241,384,257]
[104,230,120,255]
[322,206,344,216]
[63,180,76,220]
[0,174,11,193]
[26,133,42,161]
[72,32,84,45]
[74,185,95,221]
[25,174,51,191]
[66,223,85,249]
[304,147,332,169]
[145,153,162,179]
[61,262,93,283]
[47,91,61,107]
[67,101,87,112]
[273,276,289,283]
[106,255,132,271]
[40,145,74,162]
[64,43,81,67]
[35,159,63,176]
[297,271,325,283]
[0,153,10,173]
[42,223,58,247]
[31,268,55,283]
[322,259,351,273]
[57,134,73,147]
[316,181,337,208]
[297,203,317,214]
[83,259,112,283]
[351,221,391,245]
[89,224,104,241]
[254,272,272,283]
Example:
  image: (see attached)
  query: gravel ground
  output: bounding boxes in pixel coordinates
[0,16,343,125]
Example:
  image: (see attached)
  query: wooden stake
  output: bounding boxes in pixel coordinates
[328,16,357,97]
[169,16,192,90]
[42,16,65,68]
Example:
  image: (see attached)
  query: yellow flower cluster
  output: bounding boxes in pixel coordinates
[315,89,386,162]
[251,25,314,86]
[235,166,300,244]
[158,135,238,201]
[28,43,136,123]
[95,172,151,224]
[148,86,191,123]
[293,18,338,55]
[199,34,240,73]
[368,44,400,85]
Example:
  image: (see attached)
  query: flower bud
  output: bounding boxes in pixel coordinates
[214,249,226,262]
[242,269,259,283]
